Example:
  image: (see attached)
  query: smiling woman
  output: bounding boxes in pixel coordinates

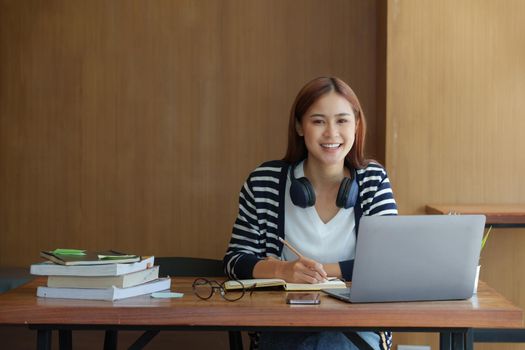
[284,77,368,170]
[295,92,357,171]
[223,77,398,350]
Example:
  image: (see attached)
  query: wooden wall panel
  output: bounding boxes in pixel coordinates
[0,1,382,349]
[0,0,383,267]
[387,1,525,349]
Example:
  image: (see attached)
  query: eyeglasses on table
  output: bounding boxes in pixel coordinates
[192,278,247,302]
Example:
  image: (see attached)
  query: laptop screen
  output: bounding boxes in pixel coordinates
[342,215,485,303]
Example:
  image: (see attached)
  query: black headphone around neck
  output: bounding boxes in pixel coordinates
[289,161,359,209]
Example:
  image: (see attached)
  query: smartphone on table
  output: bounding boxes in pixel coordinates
[285,292,321,305]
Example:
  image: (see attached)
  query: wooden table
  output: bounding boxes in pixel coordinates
[0,277,522,350]
[426,204,525,227]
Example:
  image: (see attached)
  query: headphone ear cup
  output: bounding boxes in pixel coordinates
[336,176,359,209]
[290,177,316,208]
[347,176,359,208]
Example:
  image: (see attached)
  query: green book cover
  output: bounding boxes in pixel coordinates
[40,249,140,266]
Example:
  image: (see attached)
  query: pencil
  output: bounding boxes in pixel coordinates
[279,237,330,281]
[278,237,303,258]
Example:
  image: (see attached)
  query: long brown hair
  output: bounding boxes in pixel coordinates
[282,76,369,169]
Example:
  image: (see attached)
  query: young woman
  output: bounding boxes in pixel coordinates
[224,77,398,350]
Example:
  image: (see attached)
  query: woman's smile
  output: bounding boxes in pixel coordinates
[320,143,343,149]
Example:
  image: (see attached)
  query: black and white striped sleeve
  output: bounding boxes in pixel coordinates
[360,164,398,216]
[223,176,264,279]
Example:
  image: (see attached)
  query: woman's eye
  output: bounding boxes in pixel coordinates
[312,119,324,124]
[338,118,354,124]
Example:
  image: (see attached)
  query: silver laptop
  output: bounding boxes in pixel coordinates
[323,215,485,303]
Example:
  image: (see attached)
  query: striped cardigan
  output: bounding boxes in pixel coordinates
[223,159,398,350]
[224,159,398,280]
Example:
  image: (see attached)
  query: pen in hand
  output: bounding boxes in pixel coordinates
[278,237,328,282]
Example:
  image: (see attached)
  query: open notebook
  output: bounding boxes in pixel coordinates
[223,278,346,291]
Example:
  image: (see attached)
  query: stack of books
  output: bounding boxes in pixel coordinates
[30,250,171,301]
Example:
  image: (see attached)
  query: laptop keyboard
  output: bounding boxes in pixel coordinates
[323,288,353,302]
[339,291,352,298]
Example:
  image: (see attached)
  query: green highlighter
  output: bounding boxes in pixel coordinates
[52,248,86,256]
[151,292,184,299]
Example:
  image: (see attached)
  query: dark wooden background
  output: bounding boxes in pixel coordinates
[0,0,384,267]
[2,1,525,350]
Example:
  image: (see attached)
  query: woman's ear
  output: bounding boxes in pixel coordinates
[295,120,304,137]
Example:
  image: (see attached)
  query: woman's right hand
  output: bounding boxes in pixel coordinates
[277,256,328,284]
[253,256,328,283]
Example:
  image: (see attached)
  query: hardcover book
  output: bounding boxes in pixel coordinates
[40,250,140,266]
[37,277,171,301]
[30,256,155,277]
[46,265,159,289]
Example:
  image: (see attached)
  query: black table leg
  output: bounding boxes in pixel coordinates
[452,331,465,350]
[465,329,473,350]
[59,330,72,350]
[228,331,243,350]
[440,331,452,350]
[104,330,118,350]
[36,329,51,350]
[128,330,160,350]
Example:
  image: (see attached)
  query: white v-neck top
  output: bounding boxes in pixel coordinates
[282,161,356,264]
